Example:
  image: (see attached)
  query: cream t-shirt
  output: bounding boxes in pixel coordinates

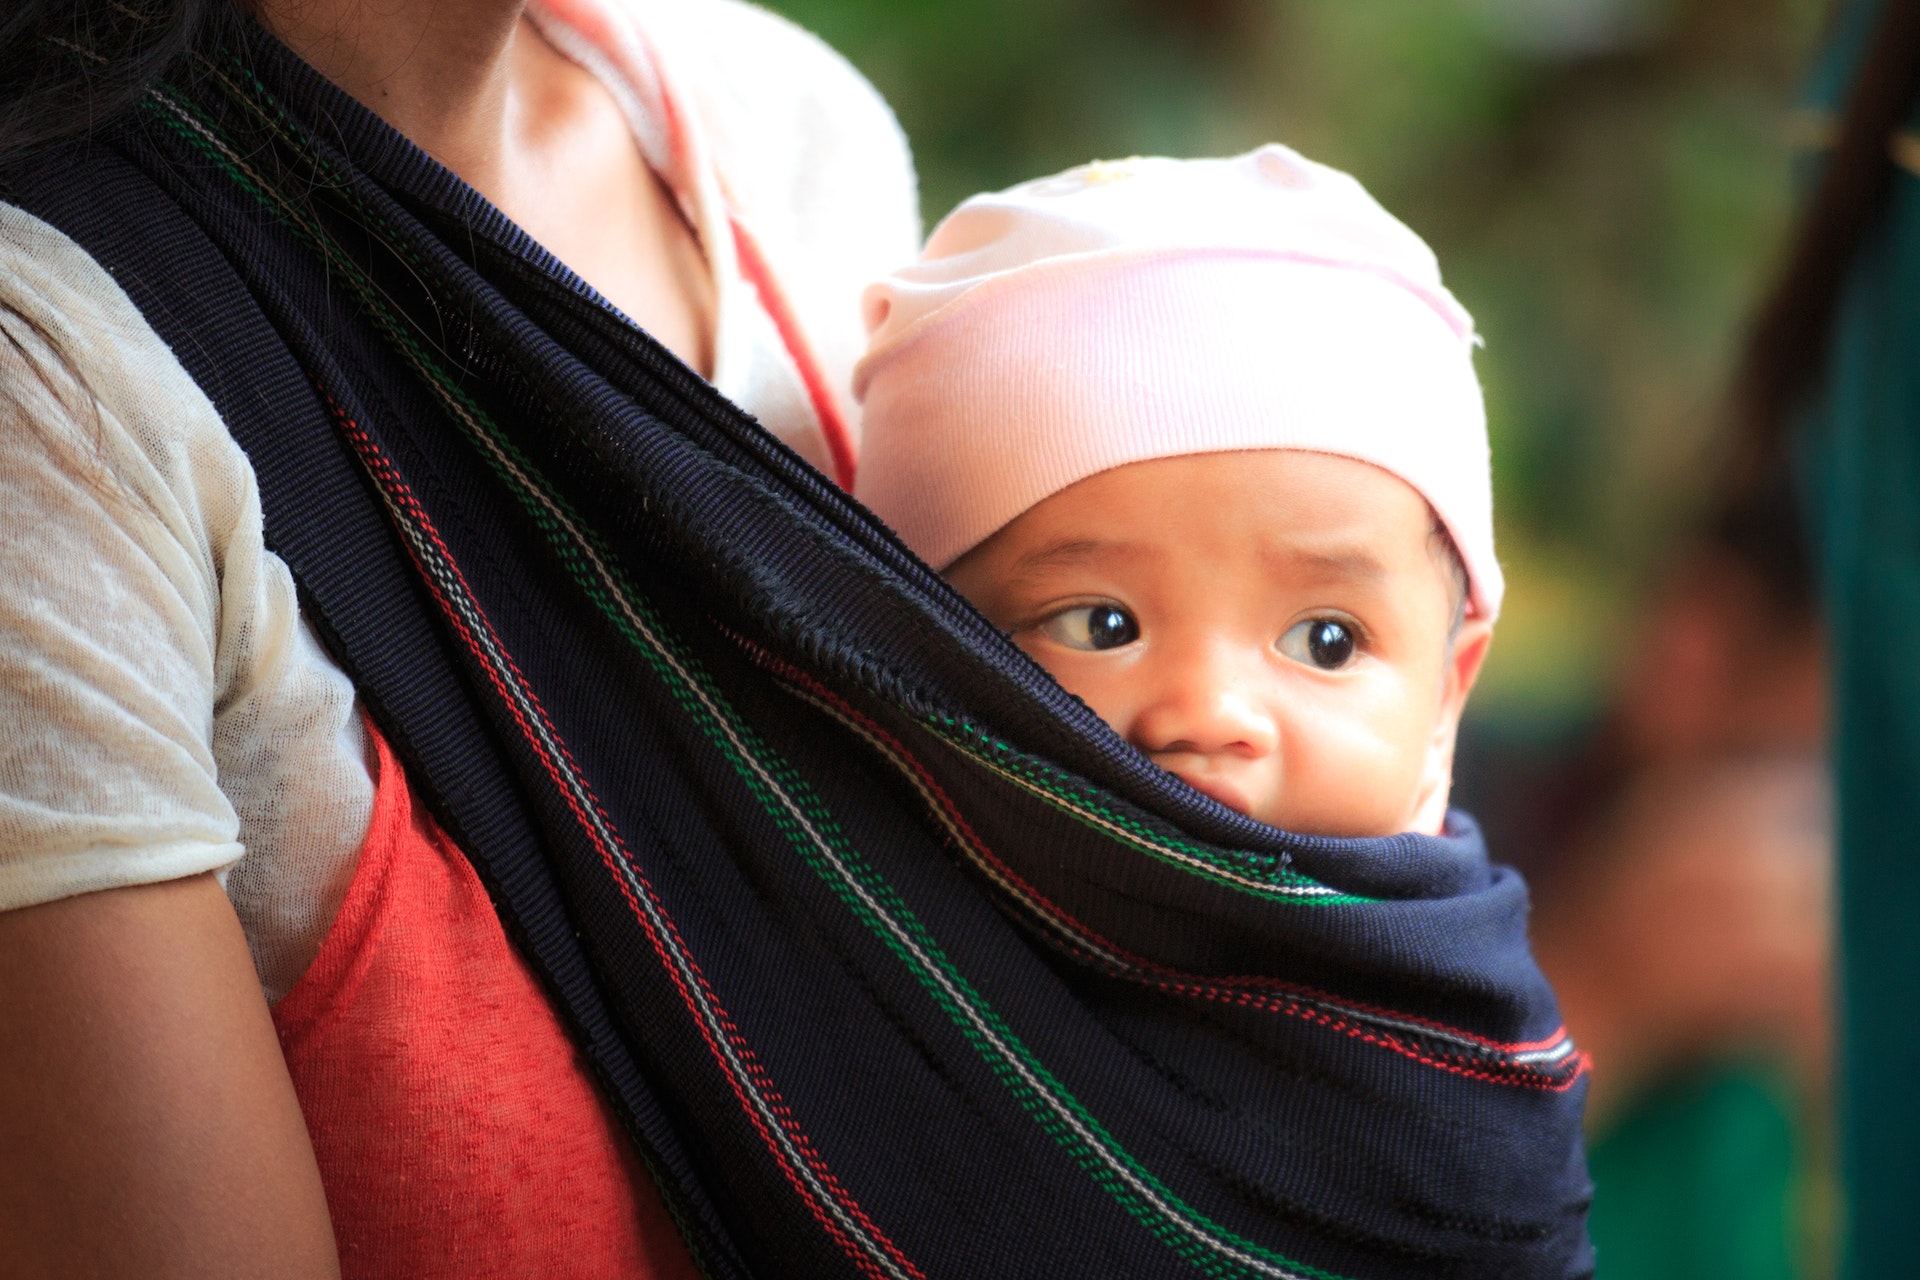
[0,0,917,1002]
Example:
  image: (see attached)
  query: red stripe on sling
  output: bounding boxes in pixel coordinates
[271,720,701,1279]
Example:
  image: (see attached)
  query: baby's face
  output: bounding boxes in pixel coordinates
[945,450,1492,837]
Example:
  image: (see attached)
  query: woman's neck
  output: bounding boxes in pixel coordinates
[249,0,719,376]
[252,0,527,188]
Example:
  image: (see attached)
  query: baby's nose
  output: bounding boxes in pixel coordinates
[1129,661,1281,761]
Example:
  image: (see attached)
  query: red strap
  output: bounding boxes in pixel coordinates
[731,217,860,490]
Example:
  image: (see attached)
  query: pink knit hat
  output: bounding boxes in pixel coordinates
[852,145,1502,620]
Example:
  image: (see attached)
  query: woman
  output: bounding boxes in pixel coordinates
[0,0,914,1273]
[0,1,1593,1276]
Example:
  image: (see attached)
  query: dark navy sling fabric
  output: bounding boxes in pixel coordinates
[1,25,1593,1279]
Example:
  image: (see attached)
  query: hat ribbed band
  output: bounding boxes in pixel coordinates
[854,251,1502,618]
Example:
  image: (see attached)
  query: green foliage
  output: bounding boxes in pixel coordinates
[765,0,1831,718]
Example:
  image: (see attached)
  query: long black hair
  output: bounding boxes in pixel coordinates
[0,0,237,156]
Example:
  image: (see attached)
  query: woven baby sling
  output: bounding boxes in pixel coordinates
[1,24,1592,1279]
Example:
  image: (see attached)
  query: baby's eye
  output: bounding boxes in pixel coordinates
[1278,617,1357,670]
[1039,603,1140,652]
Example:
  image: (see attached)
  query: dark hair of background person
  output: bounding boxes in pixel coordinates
[0,1,237,158]
[1737,0,1920,484]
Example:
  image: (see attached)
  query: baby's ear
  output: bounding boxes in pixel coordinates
[1442,619,1495,719]
[1410,620,1494,835]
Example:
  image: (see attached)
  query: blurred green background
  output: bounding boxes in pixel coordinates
[765,0,1828,731]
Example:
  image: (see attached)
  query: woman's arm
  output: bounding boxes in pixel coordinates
[0,188,387,1275]
[0,873,339,1278]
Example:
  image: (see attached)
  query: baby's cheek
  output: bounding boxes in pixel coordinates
[1263,697,1430,837]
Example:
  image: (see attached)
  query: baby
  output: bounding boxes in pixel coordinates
[853,146,1498,838]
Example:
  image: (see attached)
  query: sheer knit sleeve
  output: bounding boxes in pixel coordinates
[0,206,372,1003]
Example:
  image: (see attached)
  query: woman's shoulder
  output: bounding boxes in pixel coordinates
[0,198,252,898]
[615,0,922,448]
[672,0,910,144]
[0,200,247,573]
[0,202,372,1003]
[631,0,920,264]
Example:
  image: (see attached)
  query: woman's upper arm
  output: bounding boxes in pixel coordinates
[0,874,340,1278]
[0,213,341,1274]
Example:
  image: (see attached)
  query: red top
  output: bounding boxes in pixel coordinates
[272,723,701,1278]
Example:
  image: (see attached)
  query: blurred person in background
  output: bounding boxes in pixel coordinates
[1736,0,1920,1270]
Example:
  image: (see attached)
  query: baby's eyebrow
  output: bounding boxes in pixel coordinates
[1007,538,1135,576]
[1272,546,1390,582]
